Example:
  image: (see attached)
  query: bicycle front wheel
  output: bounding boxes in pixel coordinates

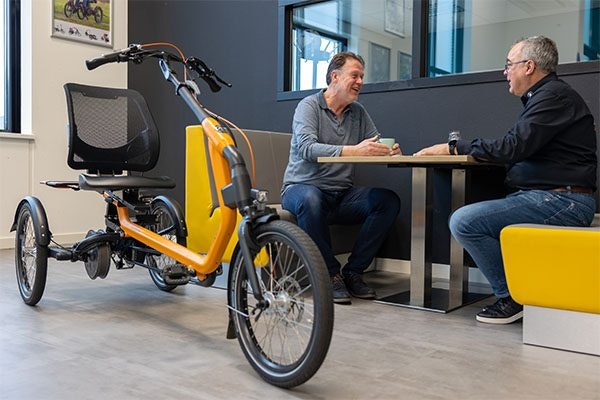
[228,220,333,388]
[93,6,103,24]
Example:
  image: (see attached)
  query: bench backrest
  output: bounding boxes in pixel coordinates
[232,129,291,204]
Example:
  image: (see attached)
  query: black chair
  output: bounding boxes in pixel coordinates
[63,83,175,191]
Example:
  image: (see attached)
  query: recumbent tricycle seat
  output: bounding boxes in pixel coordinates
[63,83,175,190]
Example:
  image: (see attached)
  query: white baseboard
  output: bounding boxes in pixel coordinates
[0,240,487,287]
[0,232,80,250]
[0,235,14,250]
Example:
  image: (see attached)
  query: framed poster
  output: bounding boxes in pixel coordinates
[369,42,391,83]
[384,0,405,37]
[397,51,412,80]
[52,0,112,48]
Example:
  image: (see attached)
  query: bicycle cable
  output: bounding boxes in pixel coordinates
[138,42,257,187]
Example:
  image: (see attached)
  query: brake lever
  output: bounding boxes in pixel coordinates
[185,57,224,92]
[214,73,232,88]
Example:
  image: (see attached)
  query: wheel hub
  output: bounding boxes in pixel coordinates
[262,277,305,322]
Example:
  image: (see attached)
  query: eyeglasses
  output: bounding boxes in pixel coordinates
[504,59,529,71]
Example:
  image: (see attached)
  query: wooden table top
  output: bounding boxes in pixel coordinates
[317,155,480,166]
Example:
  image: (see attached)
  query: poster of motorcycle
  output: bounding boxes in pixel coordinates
[52,0,112,48]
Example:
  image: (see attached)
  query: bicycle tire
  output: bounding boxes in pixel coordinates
[76,7,85,20]
[93,7,103,24]
[146,198,186,292]
[64,1,74,18]
[15,203,48,306]
[228,220,333,388]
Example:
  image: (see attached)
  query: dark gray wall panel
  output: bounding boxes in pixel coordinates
[128,0,600,262]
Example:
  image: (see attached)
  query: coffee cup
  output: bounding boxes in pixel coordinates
[379,138,395,149]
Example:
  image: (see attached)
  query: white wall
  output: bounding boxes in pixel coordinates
[0,0,128,249]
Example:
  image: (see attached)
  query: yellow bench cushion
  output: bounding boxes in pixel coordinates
[501,224,600,314]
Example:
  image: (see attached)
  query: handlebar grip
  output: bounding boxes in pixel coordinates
[85,51,123,70]
[203,76,222,93]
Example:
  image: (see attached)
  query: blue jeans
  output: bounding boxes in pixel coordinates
[282,184,401,276]
[449,190,596,298]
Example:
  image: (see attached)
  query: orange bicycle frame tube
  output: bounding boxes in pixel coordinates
[113,117,237,281]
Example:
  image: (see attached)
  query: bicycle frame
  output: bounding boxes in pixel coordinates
[106,57,268,298]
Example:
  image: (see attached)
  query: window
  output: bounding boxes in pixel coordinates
[428,0,464,76]
[428,0,600,77]
[291,2,347,91]
[280,0,599,94]
[284,0,414,91]
[1,0,20,132]
[583,0,600,61]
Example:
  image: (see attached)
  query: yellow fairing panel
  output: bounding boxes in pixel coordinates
[501,224,600,314]
[185,125,239,263]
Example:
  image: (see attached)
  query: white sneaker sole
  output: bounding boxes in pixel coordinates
[476,311,523,324]
[333,298,352,305]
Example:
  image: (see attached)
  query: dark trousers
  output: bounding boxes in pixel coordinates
[282,184,401,276]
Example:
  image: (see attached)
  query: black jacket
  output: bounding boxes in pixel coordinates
[456,73,597,191]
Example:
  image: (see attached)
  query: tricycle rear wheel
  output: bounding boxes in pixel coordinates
[15,203,48,305]
[147,198,186,292]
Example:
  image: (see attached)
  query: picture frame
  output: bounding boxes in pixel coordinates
[384,0,405,37]
[52,0,113,48]
[369,42,391,83]
[397,51,412,80]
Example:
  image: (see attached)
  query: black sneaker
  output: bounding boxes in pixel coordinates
[476,295,523,324]
[343,272,376,299]
[330,274,351,305]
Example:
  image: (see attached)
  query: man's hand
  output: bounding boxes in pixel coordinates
[413,143,450,156]
[342,136,402,156]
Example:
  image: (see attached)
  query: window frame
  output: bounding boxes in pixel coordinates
[277,0,600,101]
[3,0,20,133]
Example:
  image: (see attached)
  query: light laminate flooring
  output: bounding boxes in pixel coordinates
[1,249,598,400]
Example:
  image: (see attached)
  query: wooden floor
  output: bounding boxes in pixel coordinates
[1,248,598,400]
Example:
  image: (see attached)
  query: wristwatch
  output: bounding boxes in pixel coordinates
[448,141,457,155]
[448,130,460,155]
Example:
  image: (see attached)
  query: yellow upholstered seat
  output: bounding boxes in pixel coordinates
[501,224,600,314]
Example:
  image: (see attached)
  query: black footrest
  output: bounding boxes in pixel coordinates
[163,264,192,285]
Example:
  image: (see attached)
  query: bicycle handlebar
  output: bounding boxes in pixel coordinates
[85,44,230,93]
[85,48,130,70]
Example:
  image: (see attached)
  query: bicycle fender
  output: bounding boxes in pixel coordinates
[151,195,188,238]
[10,196,52,246]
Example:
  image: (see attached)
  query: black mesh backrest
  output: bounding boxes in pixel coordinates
[64,83,160,174]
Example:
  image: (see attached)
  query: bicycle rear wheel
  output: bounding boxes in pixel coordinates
[15,203,48,306]
[228,220,333,388]
[64,1,74,18]
[146,198,186,292]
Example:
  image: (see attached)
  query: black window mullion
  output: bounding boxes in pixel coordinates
[413,0,428,78]
[5,0,20,133]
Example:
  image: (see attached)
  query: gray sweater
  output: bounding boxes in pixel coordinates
[282,89,379,193]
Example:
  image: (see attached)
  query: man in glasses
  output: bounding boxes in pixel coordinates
[415,36,597,324]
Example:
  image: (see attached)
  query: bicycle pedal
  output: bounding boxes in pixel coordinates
[163,264,192,285]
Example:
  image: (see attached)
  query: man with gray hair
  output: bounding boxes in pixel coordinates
[415,36,597,324]
[282,52,401,304]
